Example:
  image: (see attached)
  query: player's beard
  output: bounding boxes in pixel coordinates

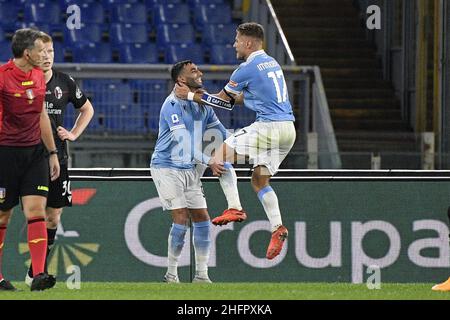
[186,77,202,90]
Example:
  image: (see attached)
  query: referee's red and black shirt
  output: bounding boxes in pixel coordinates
[0,59,46,146]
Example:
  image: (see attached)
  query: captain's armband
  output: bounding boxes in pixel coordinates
[200,92,234,111]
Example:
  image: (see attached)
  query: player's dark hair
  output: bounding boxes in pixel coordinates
[237,22,265,41]
[171,60,193,83]
[11,28,48,58]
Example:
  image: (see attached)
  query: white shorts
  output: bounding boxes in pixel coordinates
[151,167,207,211]
[225,121,296,176]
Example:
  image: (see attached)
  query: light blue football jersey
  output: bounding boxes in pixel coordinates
[150,92,228,170]
[225,50,295,122]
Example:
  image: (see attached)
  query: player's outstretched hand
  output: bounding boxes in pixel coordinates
[174,82,190,100]
[49,154,60,181]
[208,157,226,177]
[57,126,77,141]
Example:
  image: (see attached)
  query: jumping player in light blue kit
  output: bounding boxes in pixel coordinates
[151,60,245,283]
[175,22,296,260]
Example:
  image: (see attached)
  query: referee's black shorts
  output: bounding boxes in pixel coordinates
[0,143,49,211]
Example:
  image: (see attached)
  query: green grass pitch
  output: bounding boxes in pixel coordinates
[1,282,449,300]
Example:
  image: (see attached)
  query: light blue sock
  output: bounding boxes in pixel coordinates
[193,220,211,278]
[167,223,187,276]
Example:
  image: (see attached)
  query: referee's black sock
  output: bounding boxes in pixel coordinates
[28,227,58,277]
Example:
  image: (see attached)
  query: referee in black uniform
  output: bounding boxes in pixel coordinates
[25,34,94,285]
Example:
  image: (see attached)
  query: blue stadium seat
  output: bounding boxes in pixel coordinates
[79,2,105,24]
[15,22,51,35]
[60,0,96,7]
[101,0,140,9]
[71,43,112,63]
[119,43,158,63]
[202,23,236,45]
[129,79,168,132]
[0,28,4,43]
[110,24,149,45]
[24,2,61,24]
[209,44,238,65]
[194,4,232,29]
[145,0,183,9]
[64,23,103,45]
[188,0,224,5]
[52,41,65,63]
[0,3,20,30]
[111,3,148,24]
[153,4,191,25]
[156,24,195,47]
[165,43,205,64]
[0,42,11,62]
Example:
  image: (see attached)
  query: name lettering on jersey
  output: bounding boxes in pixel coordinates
[257,61,278,71]
[21,81,34,86]
[45,101,62,115]
[228,80,238,88]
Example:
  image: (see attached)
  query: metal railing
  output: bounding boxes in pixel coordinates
[243,0,296,65]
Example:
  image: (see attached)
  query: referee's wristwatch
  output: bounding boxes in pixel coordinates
[49,149,58,156]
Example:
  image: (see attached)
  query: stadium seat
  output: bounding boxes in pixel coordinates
[0,3,20,30]
[202,23,236,45]
[110,23,149,45]
[71,43,112,63]
[165,43,205,64]
[153,4,191,25]
[64,23,103,45]
[79,2,105,24]
[145,0,183,11]
[118,43,158,63]
[52,41,65,63]
[209,44,238,65]
[129,79,168,132]
[15,22,51,35]
[156,24,195,47]
[194,4,232,29]
[101,0,140,9]
[60,0,96,7]
[0,42,11,62]
[111,3,148,24]
[0,28,4,43]
[24,2,61,24]
[187,0,224,6]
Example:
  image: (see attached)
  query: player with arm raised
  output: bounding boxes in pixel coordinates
[175,22,296,260]
[24,34,94,286]
[150,60,244,283]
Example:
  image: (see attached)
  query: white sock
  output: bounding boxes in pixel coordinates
[218,162,242,211]
[257,186,282,232]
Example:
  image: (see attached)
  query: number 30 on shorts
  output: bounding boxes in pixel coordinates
[62,180,72,197]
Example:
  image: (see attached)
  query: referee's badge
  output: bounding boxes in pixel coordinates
[25,89,35,100]
[0,188,5,203]
[54,86,63,99]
